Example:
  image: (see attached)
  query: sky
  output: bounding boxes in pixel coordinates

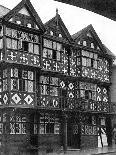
[1,0,116,56]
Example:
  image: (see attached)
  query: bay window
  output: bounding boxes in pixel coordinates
[10,114,27,134]
[10,68,34,92]
[43,38,62,61]
[39,113,60,134]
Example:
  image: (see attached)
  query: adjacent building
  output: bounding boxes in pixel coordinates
[0,0,114,154]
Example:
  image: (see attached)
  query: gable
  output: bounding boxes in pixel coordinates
[18,7,30,16]
[72,25,106,55]
[45,13,72,43]
[3,0,45,33]
[80,31,102,51]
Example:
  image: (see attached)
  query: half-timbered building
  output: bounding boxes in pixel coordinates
[0,0,114,154]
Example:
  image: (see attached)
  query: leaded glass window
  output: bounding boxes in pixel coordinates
[43,38,62,61]
[10,114,27,134]
[0,39,3,49]
[81,50,98,69]
[10,68,34,92]
[6,28,40,55]
[39,113,60,134]
[79,82,97,100]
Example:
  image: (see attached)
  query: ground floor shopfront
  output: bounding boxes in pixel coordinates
[0,108,112,155]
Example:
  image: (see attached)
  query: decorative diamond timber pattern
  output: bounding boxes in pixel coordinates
[11,93,21,105]
[3,93,9,105]
[24,94,34,106]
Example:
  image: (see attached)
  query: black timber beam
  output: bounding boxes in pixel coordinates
[54,0,116,21]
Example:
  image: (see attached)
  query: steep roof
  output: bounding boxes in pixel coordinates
[1,0,45,32]
[0,5,10,18]
[72,24,115,58]
[103,44,116,58]
[45,11,72,43]
[72,25,90,40]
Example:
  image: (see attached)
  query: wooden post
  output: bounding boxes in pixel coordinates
[63,113,68,153]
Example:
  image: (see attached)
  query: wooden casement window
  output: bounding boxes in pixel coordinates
[10,68,34,92]
[3,69,8,91]
[40,76,59,96]
[81,50,98,69]
[92,116,96,125]
[43,39,62,61]
[80,82,97,101]
[6,28,40,54]
[82,57,97,69]
[39,114,60,134]
[85,90,92,100]
[0,39,3,49]
[22,41,28,52]
[10,114,27,134]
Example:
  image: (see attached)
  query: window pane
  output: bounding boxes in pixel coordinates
[15,123,21,134]
[22,80,28,91]
[3,69,7,78]
[43,48,47,58]
[50,86,58,96]
[48,49,52,59]
[10,123,15,134]
[7,38,12,49]
[82,57,87,66]
[40,76,49,84]
[40,85,49,95]
[11,79,18,90]
[22,123,26,134]
[18,39,22,49]
[57,51,60,61]
[40,124,45,134]
[53,42,57,50]
[34,124,38,134]
[43,39,52,48]
[28,71,33,80]
[0,39,3,49]
[46,123,54,134]
[22,70,28,79]
[6,27,12,36]
[3,79,7,91]
[34,35,39,43]
[34,44,39,55]
[28,43,33,53]
[0,123,3,134]
[50,77,59,86]
[28,81,33,92]
[12,39,17,49]
[23,41,28,52]
[57,43,62,51]
[11,68,18,77]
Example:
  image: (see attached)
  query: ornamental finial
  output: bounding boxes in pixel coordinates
[56,8,58,15]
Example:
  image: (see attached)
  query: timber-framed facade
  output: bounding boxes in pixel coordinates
[0,0,114,154]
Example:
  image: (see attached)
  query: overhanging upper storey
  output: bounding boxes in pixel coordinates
[54,0,116,21]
